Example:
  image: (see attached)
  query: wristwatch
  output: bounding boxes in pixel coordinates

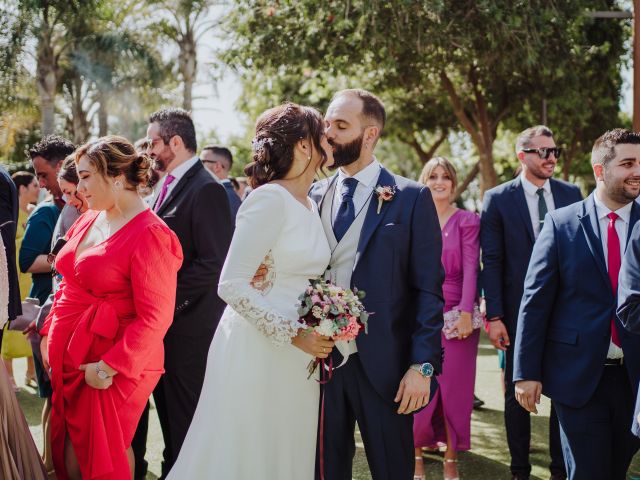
[95,363,111,380]
[410,363,434,378]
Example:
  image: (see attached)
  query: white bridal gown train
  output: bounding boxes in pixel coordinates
[167,183,331,479]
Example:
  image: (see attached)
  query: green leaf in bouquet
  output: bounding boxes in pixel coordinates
[329,304,339,315]
[298,305,310,316]
[336,316,349,328]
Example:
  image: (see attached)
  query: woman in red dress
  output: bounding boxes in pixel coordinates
[40,136,183,480]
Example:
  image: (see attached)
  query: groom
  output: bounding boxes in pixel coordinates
[310,89,444,479]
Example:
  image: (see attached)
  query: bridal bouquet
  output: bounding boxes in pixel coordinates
[297,277,370,379]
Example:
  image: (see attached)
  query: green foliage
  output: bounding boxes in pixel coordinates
[221,0,630,194]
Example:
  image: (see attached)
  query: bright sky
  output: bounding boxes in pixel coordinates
[192,70,244,143]
[190,6,245,143]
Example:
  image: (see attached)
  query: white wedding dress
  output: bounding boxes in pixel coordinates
[167,183,331,479]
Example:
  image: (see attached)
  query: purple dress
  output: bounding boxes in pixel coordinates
[414,209,480,451]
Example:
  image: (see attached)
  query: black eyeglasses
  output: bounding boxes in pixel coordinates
[521,147,562,160]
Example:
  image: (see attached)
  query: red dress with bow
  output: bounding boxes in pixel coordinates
[41,209,183,480]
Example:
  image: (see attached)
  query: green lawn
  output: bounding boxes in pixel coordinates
[12,335,640,479]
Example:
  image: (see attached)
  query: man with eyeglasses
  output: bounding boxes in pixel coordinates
[481,125,582,480]
[145,108,233,478]
[201,145,242,221]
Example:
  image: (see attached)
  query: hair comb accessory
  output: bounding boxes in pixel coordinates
[251,137,275,152]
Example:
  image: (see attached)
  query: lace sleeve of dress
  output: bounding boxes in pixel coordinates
[217,185,303,347]
[218,276,303,347]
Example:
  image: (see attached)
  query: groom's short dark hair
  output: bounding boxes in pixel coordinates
[333,89,386,134]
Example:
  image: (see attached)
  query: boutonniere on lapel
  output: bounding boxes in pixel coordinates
[374,185,396,214]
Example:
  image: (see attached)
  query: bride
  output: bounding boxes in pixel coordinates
[168,102,336,479]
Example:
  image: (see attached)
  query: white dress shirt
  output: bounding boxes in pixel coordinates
[156,155,200,209]
[331,159,382,222]
[520,174,556,239]
[593,191,631,359]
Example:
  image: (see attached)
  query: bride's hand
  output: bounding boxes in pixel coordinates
[292,329,335,358]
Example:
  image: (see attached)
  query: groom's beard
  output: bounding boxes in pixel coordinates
[329,133,364,169]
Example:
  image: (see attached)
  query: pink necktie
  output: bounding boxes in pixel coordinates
[154,174,175,212]
[607,212,622,347]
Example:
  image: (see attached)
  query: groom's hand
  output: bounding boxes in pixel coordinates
[395,369,430,414]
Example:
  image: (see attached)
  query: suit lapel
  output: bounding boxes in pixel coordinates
[157,160,202,216]
[549,179,568,208]
[511,180,535,243]
[627,201,640,245]
[578,194,609,287]
[353,168,395,271]
[317,174,338,218]
[320,179,338,247]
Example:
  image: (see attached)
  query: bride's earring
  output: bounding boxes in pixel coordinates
[114,180,122,190]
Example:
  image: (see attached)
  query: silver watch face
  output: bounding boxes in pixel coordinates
[420,363,434,377]
[97,369,109,380]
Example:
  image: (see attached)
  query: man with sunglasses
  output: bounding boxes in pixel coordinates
[481,125,582,480]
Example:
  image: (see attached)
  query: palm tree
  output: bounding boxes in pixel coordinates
[157,0,218,111]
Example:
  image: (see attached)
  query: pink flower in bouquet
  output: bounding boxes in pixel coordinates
[297,277,371,379]
[333,316,361,341]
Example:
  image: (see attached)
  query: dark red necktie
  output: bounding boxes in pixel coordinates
[607,212,622,347]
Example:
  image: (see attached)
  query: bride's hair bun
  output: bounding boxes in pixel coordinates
[244,102,326,188]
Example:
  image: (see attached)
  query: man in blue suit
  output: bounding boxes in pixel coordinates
[201,145,242,221]
[481,125,581,480]
[618,200,640,441]
[310,89,444,480]
[514,129,640,480]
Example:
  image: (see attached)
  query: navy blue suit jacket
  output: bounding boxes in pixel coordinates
[310,167,444,403]
[514,194,640,408]
[481,177,582,334]
[221,179,241,222]
[616,219,640,436]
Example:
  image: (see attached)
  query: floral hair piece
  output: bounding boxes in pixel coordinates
[251,137,275,152]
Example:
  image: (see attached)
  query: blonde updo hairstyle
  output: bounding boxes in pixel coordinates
[419,156,458,193]
[74,135,151,190]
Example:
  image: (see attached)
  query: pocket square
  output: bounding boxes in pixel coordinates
[384,222,398,226]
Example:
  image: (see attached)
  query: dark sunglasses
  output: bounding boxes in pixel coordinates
[521,147,562,160]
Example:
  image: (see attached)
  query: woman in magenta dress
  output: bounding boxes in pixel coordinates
[40,136,183,480]
[413,157,481,480]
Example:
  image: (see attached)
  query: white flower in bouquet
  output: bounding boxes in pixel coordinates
[315,319,335,337]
